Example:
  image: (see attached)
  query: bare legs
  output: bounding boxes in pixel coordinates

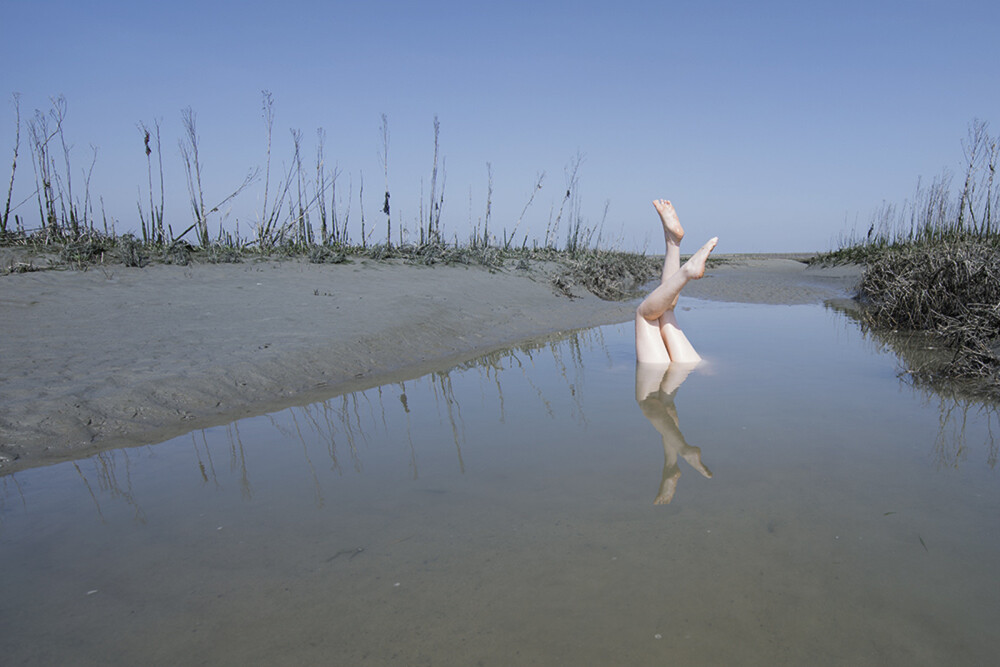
[655,198,684,288]
[635,199,717,364]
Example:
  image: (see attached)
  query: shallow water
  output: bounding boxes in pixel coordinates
[2,299,999,666]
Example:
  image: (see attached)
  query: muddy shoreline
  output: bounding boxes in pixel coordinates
[0,255,860,473]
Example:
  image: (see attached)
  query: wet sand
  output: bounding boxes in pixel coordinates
[0,255,860,472]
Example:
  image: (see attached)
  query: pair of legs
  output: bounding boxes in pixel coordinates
[634,199,717,364]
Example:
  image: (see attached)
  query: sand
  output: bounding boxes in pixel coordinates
[0,255,860,473]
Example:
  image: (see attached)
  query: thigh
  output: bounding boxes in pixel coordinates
[636,312,671,364]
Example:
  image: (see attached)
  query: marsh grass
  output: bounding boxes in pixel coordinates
[1,93,658,299]
[818,121,1000,397]
[563,249,660,300]
[857,239,1000,395]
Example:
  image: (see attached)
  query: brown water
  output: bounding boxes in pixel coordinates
[2,299,999,666]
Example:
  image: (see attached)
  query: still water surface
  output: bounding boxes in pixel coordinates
[2,299,999,666]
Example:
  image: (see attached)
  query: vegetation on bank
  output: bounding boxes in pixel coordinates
[1,93,659,299]
[814,120,1000,397]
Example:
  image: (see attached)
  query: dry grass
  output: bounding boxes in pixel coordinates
[1,227,660,303]
[562,250,661,300]
[2,95,661,300]
[856,238,1000,397]
[818,121,1000,397]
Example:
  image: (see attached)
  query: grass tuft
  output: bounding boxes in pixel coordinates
[824,120,1000,397]
[564,250,661,301]
[116,234,148,268]
[856,239,1000,395]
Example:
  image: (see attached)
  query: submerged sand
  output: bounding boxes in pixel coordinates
[0,255,860,473]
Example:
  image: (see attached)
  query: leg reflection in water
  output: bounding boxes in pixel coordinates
[636,362,712,504]
[634,198,715,504]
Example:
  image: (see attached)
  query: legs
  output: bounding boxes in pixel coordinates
[635,200,717,364]
[659,310,702,364]
[654,198,683,287]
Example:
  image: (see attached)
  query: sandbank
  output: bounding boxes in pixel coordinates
[0,255,860,473]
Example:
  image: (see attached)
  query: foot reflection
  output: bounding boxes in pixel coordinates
[635,362,712,505]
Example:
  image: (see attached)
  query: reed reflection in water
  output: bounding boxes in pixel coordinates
[0,325,623,523]
[828,299,1000,469]
[3,302,1000,667]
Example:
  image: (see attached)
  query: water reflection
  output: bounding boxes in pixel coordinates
[4,303,1000,666]
[69,450,149,524]
[828,301,1000,469]
[635,362,712,504]
[2,327,616,521]
[6,298,998,532]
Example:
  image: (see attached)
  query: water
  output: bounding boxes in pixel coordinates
[2,299,999,666]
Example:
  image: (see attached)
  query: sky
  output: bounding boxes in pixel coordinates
[2,0,999,253]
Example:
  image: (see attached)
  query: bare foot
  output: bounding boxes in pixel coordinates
[653,199,684,244]
[655,466,681,505]
[681,237,718,280]
[681,446,713,478]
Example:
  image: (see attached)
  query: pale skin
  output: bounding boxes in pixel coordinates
[634,198,716,503]
[634,199,717,365]
[636,362,712,505]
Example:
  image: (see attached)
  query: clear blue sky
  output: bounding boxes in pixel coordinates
[3,0,999,252]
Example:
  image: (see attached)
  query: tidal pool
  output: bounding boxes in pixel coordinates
[2,299,999,666]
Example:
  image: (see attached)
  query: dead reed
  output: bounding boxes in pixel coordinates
[2,93,659,300]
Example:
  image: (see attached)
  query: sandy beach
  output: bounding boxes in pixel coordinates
[0,255,860,473]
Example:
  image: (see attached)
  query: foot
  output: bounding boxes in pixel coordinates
[681,237,718,280]
[655,466,681,505]
[653,199,684,244]
[681,446,713,478]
